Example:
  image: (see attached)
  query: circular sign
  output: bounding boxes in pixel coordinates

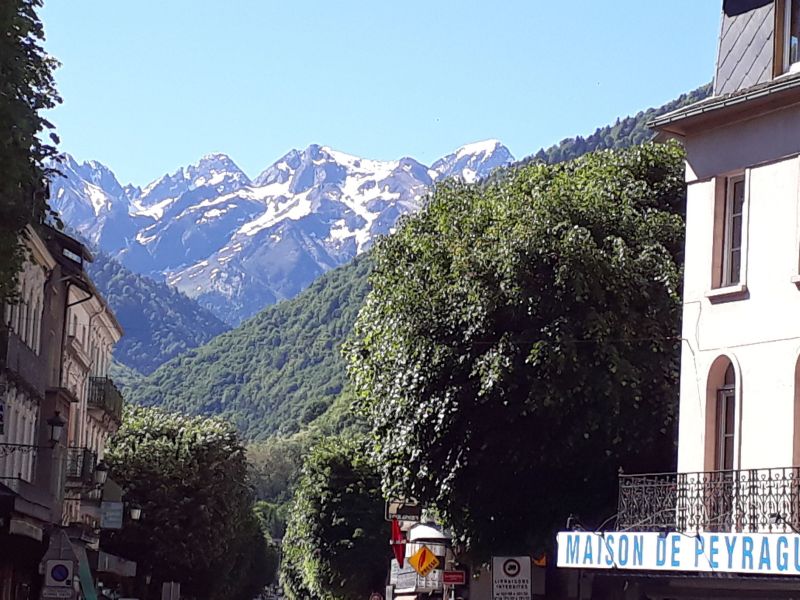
[50,564,70,583]
[502,558,521,578]
[369,594,383,600]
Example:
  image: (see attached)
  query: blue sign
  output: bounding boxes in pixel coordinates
[557,531,800,575]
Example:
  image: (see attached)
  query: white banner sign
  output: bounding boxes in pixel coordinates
[492,556,531,600]
[558,531,800,575]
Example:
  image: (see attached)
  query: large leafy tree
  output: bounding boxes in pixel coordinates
[281,436,389,600]
[0,0,61,301]
[102,406,276,600]
[347,143,686,560]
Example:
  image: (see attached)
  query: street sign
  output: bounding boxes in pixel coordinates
[408,545,439,577]
[369,593,383,600]
[41,589,73,599]
[390,518,406,567]
[443,570,466,585]
[492,556,531,600]
[45,560,74,588]
[100,501,124,529]
[385,498,422,522]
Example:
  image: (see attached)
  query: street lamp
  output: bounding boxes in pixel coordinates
[129,506,142,521]
[46,411,67,445]
[94,460,109,486]
[0,411,66,456]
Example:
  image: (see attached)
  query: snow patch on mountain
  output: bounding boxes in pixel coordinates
[49,140,514,323]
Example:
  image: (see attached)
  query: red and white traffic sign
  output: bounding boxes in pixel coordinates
[443,570,466,585]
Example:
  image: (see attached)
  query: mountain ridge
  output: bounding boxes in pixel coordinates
[51,140,513,324]
[121,84,713,440]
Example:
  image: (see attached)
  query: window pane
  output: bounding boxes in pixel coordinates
[723,435,735,470]
[733,180,745,213]
[724,396,735,436]
[729,249,741,284]
[731,215,742,249]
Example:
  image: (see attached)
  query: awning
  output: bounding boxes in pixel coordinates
[723,0,772,17]
[96,551,137,578]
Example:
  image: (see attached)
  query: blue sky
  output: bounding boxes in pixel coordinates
[41,1,722,186]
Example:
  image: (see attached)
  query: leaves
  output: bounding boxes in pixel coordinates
[0,0,61,301]
[281,437,388,600]
[102,406,275,600]
[347,142,686,560]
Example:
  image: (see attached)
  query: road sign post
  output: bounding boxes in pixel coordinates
[408,545,440,578]
[492,556,531,600]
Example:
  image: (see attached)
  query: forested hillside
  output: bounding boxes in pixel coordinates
[126,84,710,440]
[125,256,372,439]
[87,252,229,374]
[525,84,710,165]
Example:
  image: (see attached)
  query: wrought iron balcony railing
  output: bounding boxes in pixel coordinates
[65,447,97,483]
[88,376,123,423]
[618,467,800,534]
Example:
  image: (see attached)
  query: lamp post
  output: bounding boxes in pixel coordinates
[94,461,109,486]
[46,411,66,445]
[0,410,67,456]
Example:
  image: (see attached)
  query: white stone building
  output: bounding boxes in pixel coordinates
[556,1,800,597]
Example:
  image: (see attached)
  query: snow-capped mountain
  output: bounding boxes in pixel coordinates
[49,140,514,324]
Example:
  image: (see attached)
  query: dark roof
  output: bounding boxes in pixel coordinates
[724,0,772,17]
[650,71,800,136]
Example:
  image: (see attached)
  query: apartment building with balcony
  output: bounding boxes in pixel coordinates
[556,1,800,598]
[0,226,130,600]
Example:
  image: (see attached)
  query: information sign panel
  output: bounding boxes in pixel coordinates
[492,556,531,600]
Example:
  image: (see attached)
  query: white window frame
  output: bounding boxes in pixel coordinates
[707,172,751,301]
[722,174,746,287]
[785,0,800,73]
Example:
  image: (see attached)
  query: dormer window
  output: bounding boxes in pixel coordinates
[784,0,800,72]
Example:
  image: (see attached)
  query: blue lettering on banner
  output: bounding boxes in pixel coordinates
[708,535,719,569]
[724,535,737,569]
[618,535,629,566]
[694,536,704,568]
[604,535,614,567]
[583,535,593,564]
[742,536,754,570]
[671,535,681,567]
[759,537,772,570]
[633,535,643,566]
[795,537,800,571]
[567,535,580,564]
[557,531,800,575]
[656,536,667,566]
[777,536,789,572]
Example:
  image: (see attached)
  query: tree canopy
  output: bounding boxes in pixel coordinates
[281,436,389,600]
[347,142,686,560]
[102,406,276,600]
[0,0,60,301]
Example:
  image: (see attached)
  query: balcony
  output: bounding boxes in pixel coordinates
[66,447,97,484]
[0,326,46,398]
[88,376,123,423]
[617,467,800,534]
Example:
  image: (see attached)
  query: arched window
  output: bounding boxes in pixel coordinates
[716,364,736,471]
[705,356,739,473]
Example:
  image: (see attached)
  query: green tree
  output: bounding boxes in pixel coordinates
[0,0,61,301]
[281,437,389,600]
[347,142,686,560]
[102,406,275,600]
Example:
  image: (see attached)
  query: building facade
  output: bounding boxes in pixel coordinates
[0,226,129,600]
[557,0,800,597]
